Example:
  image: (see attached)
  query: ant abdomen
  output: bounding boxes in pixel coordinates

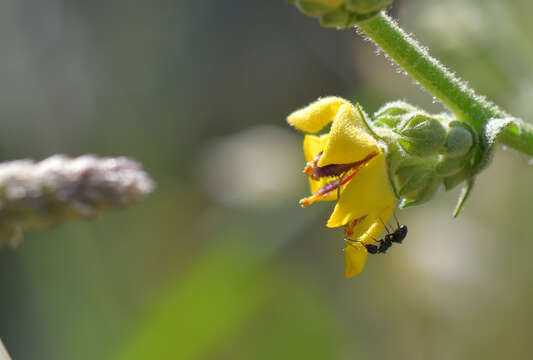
[364,244,379,254]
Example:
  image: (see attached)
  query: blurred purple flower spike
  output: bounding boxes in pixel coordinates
[0,155,155,246]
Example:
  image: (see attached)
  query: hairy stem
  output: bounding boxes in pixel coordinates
[357,12,533,156]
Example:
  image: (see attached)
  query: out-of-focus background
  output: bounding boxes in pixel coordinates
[1,0,533,359]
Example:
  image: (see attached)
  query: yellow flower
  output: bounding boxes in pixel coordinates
[287,97,396,278]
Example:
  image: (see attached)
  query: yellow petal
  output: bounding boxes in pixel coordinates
[287,97,350,134]
[344,241,368,278]
[303,133,328,163]
[303,134,337,202]
[327,153,395,228]
[352,205,395,244]
[318,103,378,166]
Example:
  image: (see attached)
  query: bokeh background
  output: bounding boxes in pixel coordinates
[1,0,533,359]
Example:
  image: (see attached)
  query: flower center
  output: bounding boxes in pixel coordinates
[299,152,377,207]
[304,152,364,180]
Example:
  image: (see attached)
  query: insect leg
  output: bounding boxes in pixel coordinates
[378,217,391,233]
[336,171,349,200]
[393,212,400,229]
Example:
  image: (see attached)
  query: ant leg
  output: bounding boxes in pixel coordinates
[337,172,348,200]
[369,235,381,244]
[344,237,376,245]
[343,238,361,248]
[344,236,381,254]
[378,217,391,233]
[344,237,370,247]
[343,238,364,253]
[393,212,400,229]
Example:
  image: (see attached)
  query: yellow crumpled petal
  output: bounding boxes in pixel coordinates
[303,134,337,202]
[344,241,368,278]
[318,103,378,166]
[287,97,350,134]
[327,153,395,228]
[350,205,395,244]
[303,133,328,163]
[343,205,393,278]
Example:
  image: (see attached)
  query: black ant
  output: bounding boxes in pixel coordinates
[345,214,407,255]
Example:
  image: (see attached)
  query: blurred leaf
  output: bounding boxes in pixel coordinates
[113,235,274,360]
[223,278,348,360]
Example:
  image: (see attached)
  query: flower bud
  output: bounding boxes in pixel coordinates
[373,101,418,128]
[399,176,440,208]
[393,157,440,207]
[435,156,465,177]
[375,101,418,117]
[443,125,474,158]
[320,8,351,28]
[292,0,392,28]
[442,169,468,191]
[394,157,435,197]
[345,0,392,14]
[397,113,447,156]
[295,0,342,17]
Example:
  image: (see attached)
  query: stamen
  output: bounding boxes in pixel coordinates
[299,170,354,207]
[313,163,360,179]
[303,152,322,178]
[304,152,377,180]
[299,152,377,208]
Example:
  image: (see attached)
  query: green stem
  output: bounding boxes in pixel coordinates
[357,12,533,156]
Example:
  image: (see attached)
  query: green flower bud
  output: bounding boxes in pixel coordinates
[399,176,440,208]
[394,157,434,195]
[320,8,351,28]
[373,101,418,128]
[368,101,492,216]
[393,157,440,207]
[296,2,337,17]
[435,156,465,177]
[397,113,447,156]
[443,125,474,158]
[345,0,392,14]
[292,0,392,28]
[443,169,469,191]
[294,0,343,17]
[375,101,418,117]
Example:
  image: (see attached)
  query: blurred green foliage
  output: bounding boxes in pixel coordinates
[114,237,275,360]
[2,0,533,359]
